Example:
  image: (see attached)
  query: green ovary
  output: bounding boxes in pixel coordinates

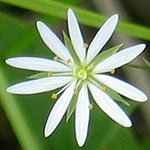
[77,69,87,80]
[73,65,91,81]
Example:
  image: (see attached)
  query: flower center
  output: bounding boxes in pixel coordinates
[76,68,88,80]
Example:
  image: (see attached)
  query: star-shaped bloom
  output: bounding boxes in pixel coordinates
[6,9,148,146]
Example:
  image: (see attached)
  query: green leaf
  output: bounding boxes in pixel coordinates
[126,64,150,71]
[63,31,80,64]
[90,44,123,66]
[143,57,150,68]
[1,0,150,41]
[106,88,130,107]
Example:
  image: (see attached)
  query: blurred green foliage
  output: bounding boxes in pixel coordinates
[0,0,150,150]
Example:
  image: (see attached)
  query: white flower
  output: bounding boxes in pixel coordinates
[6,9,148,146]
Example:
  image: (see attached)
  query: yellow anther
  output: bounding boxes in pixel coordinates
[66,59,72,64]
[47,72,53,77]
[93,63,97,67]
[51,93,57,99]
[110,69,115,74]
[74,89,78,95]
[101,86,107,91]
[83,43,88,48]
[53,56,58,61]
[88,104,93,110]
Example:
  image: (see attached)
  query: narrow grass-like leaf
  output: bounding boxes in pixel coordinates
[126,64,150,71]
[143,57,150,68]
[1,0,150,41]
[0,67,43,150]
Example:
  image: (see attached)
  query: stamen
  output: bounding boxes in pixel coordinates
[66,59,72,64]
[74,89,78,95]
[110,69,115,74]
[76,80,81,89]
[101,86,107,91]
[88,104,93,110]
[83,43,88,48]
[53,56,58,61]
[51,93,57,99]
[51,84,70,100]
[47,72,53,77]
[57,83,70,95]
[93,63,96,67]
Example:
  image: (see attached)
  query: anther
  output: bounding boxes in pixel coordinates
[83,43,88,48]
[47,72,53,77]
[88,104,93,110]
[53,56,58,61]
[74,89,78,95]
[66,59,72,64]
[101,86,107,91]
[93,63,97,67]
[51,93,57,99]
[110,69,115,74]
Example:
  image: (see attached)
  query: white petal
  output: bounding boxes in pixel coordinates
[88,83,132,127]
[68,9,86,62]
[7,76,72,94]
[37,21,73,62]
[86,14,119,63]
[94,44,146,73]
[75,85,90,146]
[6,57,71,72]
[44,81,76,137]
[95,74,148,102]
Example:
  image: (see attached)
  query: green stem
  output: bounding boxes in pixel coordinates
[0,67,43,150]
